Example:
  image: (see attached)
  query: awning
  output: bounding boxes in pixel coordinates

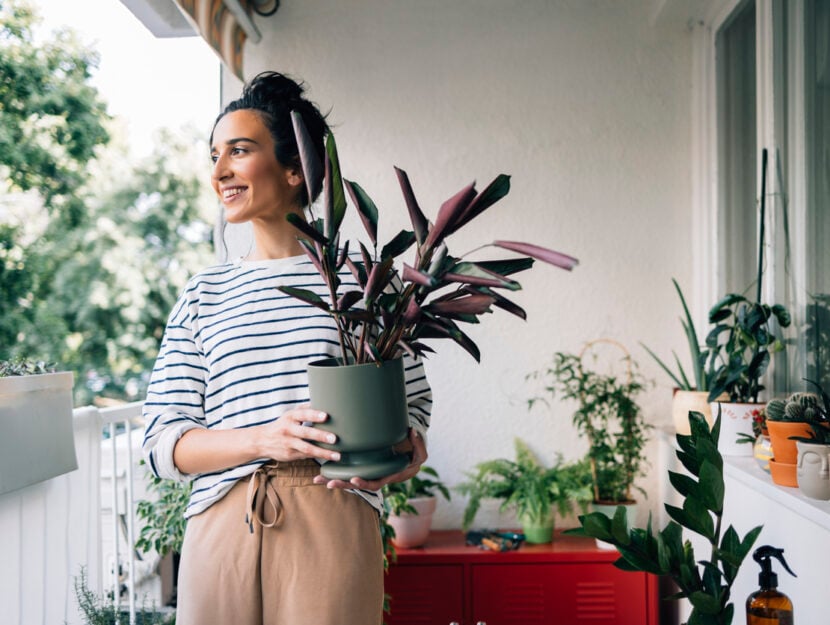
[173,0,279,79]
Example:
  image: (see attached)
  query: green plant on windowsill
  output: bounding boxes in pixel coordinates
[640,278,709,392]
[457,438,593,543]
[786,379,830,445]
[566,411,762,625]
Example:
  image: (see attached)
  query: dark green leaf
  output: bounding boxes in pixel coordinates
[286,212,327,245]
[380,229,416,261]
[276,286,330,312]
[344,179,378,246]
[698,460,724,513]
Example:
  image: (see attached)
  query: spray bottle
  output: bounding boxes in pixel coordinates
[746,545,796,625]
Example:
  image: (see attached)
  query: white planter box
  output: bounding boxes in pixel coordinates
[0,371,77,495]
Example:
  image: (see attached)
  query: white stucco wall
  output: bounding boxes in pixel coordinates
[219,0,695,530]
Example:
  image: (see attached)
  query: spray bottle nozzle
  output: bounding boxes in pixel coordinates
[752,545,796,589]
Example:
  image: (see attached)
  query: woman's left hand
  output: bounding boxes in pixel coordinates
[312,427,427,491]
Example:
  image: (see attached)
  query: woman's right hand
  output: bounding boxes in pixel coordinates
[254,405,341,463]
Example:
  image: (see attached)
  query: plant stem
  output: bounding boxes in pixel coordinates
[756,148,767,305]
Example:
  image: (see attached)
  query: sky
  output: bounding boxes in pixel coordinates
[30,0,221,157]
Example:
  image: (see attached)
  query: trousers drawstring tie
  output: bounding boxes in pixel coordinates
[245,463,283,533]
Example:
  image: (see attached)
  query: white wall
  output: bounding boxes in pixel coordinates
[221,0,695,530]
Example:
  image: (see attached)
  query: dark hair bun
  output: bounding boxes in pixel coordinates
[244,71,305,106]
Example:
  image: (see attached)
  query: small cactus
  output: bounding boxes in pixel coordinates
[766,392,820,422]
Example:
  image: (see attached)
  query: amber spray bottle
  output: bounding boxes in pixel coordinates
[746,545,796,625]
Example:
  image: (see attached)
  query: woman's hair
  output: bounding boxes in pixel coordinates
[212,71,329,206]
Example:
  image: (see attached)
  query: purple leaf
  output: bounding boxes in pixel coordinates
[337,240,350,269]
[337,290,363,311]
[402,298,422,324]
[452,174,511,233]
[291,111,323,204]
[286,212,327,245]
[359,241,374,274]
[424,182,477,250]
[364,257,394,303]
[297,238,325,276]
[494,241,579,270]
[395,167,428,244]
[344,257,367,287]
[428,294,495,315]
[402,264,436,287]
[276,286,330,312]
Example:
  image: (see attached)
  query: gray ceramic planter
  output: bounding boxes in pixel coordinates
[308,356,410,480]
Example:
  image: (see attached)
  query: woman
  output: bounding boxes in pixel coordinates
[142,71,431,625]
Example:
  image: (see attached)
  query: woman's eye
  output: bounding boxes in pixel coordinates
[231,147,246,155]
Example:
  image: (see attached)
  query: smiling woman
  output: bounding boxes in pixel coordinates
[142,71,432,625]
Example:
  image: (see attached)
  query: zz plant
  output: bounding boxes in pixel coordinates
[566,411,762,625]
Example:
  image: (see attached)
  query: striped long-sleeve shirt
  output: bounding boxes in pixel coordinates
[142,254,432,518]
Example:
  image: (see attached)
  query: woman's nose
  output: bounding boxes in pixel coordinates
[212,154,230,181]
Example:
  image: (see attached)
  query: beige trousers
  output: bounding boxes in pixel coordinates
[176,460,384,625]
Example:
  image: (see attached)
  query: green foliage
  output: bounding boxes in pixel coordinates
[135,466,191,557]
[0,358,56,376]
[0,0,109,224]
[805,294,830,391]
[784,379,830,444]
[72,566,173,625]
[765,392,820,422]
[705,293,791,403]
[531,346,652,503]
[457,438,593,530]
[566,411,762,625]
[641,278,709,391]
[382,465,451,516]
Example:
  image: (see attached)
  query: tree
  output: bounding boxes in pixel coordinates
[1,1,215,404]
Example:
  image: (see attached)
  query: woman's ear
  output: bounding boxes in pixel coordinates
[286,165,304,188]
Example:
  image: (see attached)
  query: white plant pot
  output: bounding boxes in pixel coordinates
[0,371,76,495]
[796,441,830,500]
[710,401,760,457]
[388,496,437,549]
[590,501,637,550]
[672,390,713,435]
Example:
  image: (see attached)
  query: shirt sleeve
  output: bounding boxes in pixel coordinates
[402,354,431,445]
[142,291,208,482]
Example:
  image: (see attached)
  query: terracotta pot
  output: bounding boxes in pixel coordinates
[766,421,813,465]
[672,390,713,435]
[389,496,437,549]
[796,441,830,500]
[710,402,763,456]
[768,458,798,487]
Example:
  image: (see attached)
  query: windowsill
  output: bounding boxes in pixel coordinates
[722,455,830,531]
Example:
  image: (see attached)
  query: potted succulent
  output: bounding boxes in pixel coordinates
[286,114,579,479]
[566,411,763,625]
[382,465,451,549]
[457,438,593,544]
[764,390,817,486]
[704,292,791,456]
[0,358,77,495]
[530,339,652,538]
[640,278,715,435]
[787,379,830,499]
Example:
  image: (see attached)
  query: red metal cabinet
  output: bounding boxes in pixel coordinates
[384,530,659,625]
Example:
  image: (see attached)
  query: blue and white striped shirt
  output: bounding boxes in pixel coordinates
[142,255,432,518]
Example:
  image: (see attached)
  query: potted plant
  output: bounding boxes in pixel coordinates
[640,278,715,435]
[566,411,763,625]
[135,465,192,606]
[764,390,817,486]
[704,292,791,456]
[788,379,830,500]
[0,358,77,495]
[530,339,652,538]
[457,438,593,544]
[383,465,451,548]
[286,114,579,479]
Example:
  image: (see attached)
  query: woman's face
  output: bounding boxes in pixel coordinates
[210,109,303,225]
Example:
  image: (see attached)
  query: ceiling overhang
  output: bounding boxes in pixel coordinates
[118,0,279,79]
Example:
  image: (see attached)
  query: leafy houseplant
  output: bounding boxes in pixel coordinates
[640,279,715,435]
[704,293,791,404]
[531,340,651,505]
[286,114,578,479]
[457,438,593,544]
[383,465,451,549]
[135,466,192,559]
[566,411,763,625]
[0,358,76,495]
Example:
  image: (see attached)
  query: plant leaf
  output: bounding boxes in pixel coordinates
[276,286,330,312]
[451,174,511,232]
[424,182,477,250]
[445,262,520,290]
[290,111,323,204]
[325,133,347,238]
[493,240,579,270]
[394,166,428,245]
[344,179,378,246]
[381,229,416,261]
[286,212,328,245]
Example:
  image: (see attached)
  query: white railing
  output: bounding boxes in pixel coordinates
[99,401,144,625]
